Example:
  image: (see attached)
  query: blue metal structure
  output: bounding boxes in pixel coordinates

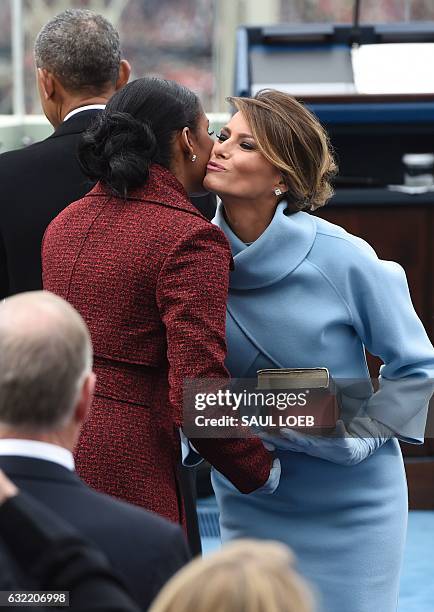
[234,22,434,187]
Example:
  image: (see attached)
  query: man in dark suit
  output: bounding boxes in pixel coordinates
[0,9,130,300]
[0,8,216,300]
[0,469,144,611]
[0,291,191,611]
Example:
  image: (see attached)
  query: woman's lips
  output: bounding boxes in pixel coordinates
[207,161,226,172]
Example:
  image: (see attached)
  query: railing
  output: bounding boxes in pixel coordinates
[0,113,231,154]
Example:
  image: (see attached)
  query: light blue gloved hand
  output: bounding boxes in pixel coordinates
[259,418,393,466]
[256,457,281,494]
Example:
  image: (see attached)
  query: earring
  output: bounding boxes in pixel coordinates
[274,187,282,196]
[191,154,197,162]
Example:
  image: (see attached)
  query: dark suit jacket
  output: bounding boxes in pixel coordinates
[0,109,216,300]
[0,111,97,299]
[0,455,190,611]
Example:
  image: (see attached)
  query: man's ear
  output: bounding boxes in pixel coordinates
[180,126,194,157]
[37,68,55,101]
[74,372,96,426]
[115,59,131,90]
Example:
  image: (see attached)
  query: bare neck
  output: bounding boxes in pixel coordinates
[0,425,76,453]
[51,93,112,129]
[222,196,277,243]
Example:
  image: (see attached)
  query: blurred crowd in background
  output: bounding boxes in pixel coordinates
[0,0,434,115]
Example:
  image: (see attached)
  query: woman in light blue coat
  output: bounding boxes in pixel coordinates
[203,90,434,612]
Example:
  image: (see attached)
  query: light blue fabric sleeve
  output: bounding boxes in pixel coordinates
[179,429,203,467]
[329,242,434,443]
[255,458,281,493]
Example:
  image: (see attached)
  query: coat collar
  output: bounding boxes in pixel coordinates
[213,201,316,289]
[0,439,74,471]
[89,164,208,220]
[0,455,83,485]
[48,109,103,139]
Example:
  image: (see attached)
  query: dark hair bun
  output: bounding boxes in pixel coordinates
[78,111,158,196]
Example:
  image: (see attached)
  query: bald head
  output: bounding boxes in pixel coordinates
[0,291,92,432]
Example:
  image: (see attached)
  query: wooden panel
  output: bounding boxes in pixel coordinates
[430,207,434,344]
[405,460,434,509]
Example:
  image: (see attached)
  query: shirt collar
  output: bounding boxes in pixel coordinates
[0,439,75,471]
[63,104,106,123]
[213,201,316,290]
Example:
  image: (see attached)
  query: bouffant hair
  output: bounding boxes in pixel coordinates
[228,90,337,212]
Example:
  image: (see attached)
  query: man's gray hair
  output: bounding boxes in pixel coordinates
[34,8,121,93]
[0,292,93,432]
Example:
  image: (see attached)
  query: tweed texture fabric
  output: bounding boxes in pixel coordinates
[42,164,272,525]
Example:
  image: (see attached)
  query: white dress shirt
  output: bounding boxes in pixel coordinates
[0,439,75,471]
[63,104,106,123]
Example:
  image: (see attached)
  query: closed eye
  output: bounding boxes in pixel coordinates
[208,129,215,136]
[240,142,255,150]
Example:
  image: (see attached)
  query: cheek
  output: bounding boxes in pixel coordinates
[201,140,213,166]
[233,159,267,184]
[246,159,279,188]
[202,136,214,159]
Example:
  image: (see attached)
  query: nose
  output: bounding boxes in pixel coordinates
[213,138,229,159]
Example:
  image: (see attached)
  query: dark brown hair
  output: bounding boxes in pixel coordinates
[79,77,201,197]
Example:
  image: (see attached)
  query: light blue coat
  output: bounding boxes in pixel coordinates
[211,202,434,612]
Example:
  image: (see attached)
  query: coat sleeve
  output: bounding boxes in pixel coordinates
[156,223,273,493]
[342,245,434,443]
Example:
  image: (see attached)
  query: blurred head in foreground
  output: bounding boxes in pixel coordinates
[149,539,315,612]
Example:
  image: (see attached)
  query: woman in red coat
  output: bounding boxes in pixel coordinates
[42,78,275,527]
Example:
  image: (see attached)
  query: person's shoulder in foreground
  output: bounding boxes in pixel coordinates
[0,469,142,612]
[77,481,191,582]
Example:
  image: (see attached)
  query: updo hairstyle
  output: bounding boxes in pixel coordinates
[228,90,337,212]
[78,77,201,197]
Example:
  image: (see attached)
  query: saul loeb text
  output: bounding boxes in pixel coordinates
[195,414,315,427]
[183,378,339,438]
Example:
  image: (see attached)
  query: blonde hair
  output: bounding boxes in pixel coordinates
[149,539,315,612]
[228,90,337,212]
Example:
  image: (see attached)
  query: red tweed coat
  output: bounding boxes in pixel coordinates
[42,164,272,525]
